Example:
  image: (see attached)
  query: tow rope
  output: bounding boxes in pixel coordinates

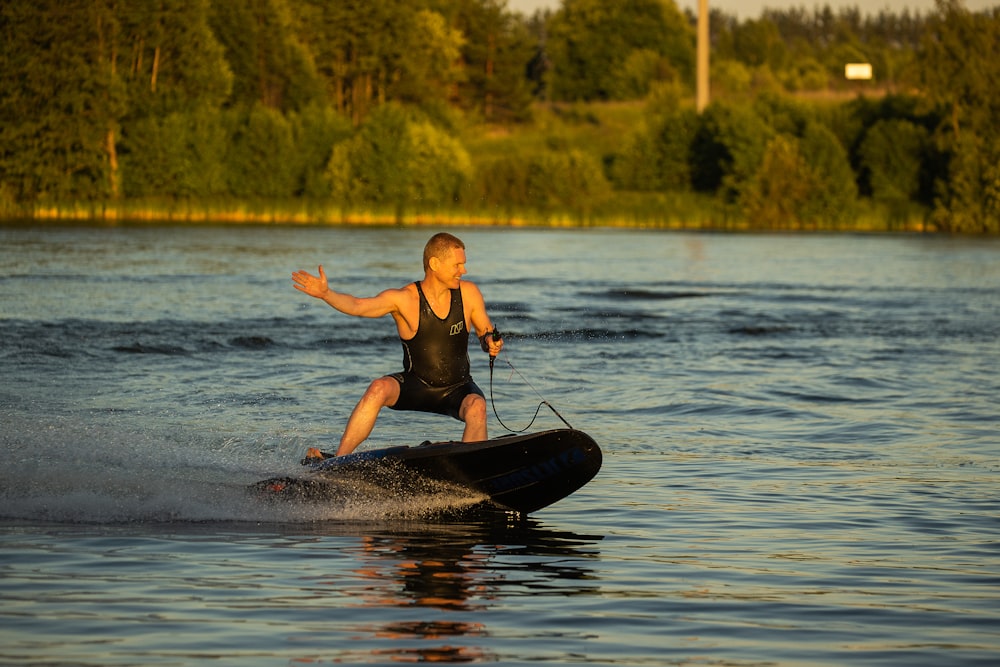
[487,328,574,433]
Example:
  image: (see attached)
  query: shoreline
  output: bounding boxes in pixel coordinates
[1,202,940,234]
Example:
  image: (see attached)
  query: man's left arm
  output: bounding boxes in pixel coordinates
[464,282,503,357]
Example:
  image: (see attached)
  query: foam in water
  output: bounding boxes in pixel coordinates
[0,412,487,524]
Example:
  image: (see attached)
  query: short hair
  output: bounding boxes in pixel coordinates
[423,232,465,272]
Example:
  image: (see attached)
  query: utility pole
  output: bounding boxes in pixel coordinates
[697,0,709,112]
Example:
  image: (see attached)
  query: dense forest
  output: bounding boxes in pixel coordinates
[1,0,998,232]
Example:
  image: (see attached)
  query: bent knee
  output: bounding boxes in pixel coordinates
[460,394,487,422]
[366,376,400,406]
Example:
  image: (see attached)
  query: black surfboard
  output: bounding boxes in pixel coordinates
[252,428,602,515]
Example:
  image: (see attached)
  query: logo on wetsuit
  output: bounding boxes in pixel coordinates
[449,322,464,336]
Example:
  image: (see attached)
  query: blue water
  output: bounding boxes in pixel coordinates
[2,225,999,665]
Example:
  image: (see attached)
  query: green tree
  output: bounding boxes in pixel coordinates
[120,105,229,198]
[288,102,353,198]
[327,104,472,220]
[122,106,229,199]
[739,123,857,230]
[690,101,774,202]
[798,121,858,226]
[294,1,464,125]
[710,59,754,98]
[328,103,411,210]
[610,95,698,192]
[114,0,232,199]
[917,0,999,138]
[223,103,298,199]
[209,0,324,112]
[407,120,473,206]
[439,0,535,123]
[917,0,1000,232]
[933,134,1000,233]
[858,118,931,228]
[731,18,788,70]
[0,0,125,202]
[781,57,828,92]
[859,119,929,203]
[294,0,398,124]
[546,0,694,101]
[839,94,935,166]
[609,48,679,100]
[390,9,466,112]
[741,134,814,229]
[753,93,811,136]
[118,0,232,119]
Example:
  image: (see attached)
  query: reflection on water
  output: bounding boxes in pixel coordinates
[0,517,604,666]
[343,539,495,663]
[318,518,602,664]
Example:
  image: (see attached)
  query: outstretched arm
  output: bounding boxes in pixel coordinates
[292,265,406,320]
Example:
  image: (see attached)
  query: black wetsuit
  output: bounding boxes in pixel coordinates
[388,282,484,420]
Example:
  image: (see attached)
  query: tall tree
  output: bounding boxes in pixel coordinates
[118,0,232,119]
[209,0,323,112]
[545,0,694,101]
[293,0,463,125]
[439,0,535,122]
[918,0,999,140]
[917,0,1000,232]
[115,0,232,200]
[389,9,466,111]
[0,0,125,202]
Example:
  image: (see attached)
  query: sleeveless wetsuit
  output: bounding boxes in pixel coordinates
[388,282,484,420]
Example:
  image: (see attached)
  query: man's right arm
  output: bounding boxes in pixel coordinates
[292,265,402,319]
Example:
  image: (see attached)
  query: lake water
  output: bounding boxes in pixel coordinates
[1,224,998,666]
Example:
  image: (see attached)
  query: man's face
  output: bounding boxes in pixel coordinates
[435,247,467,288]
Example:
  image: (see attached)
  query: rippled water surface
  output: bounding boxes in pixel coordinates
[2,225,999,666]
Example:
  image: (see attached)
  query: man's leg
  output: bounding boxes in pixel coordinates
[459,393,488,442]
[337,376,400,456]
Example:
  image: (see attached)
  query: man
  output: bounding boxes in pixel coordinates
[292,232,503,456]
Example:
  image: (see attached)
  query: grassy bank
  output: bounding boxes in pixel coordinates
[6,196,935,233]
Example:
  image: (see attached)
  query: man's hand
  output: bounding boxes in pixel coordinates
[480,329,503,357]
[487,335,503,358]
[292,266,330,299]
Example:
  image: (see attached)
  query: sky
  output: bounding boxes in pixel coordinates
[507,0,996,20]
